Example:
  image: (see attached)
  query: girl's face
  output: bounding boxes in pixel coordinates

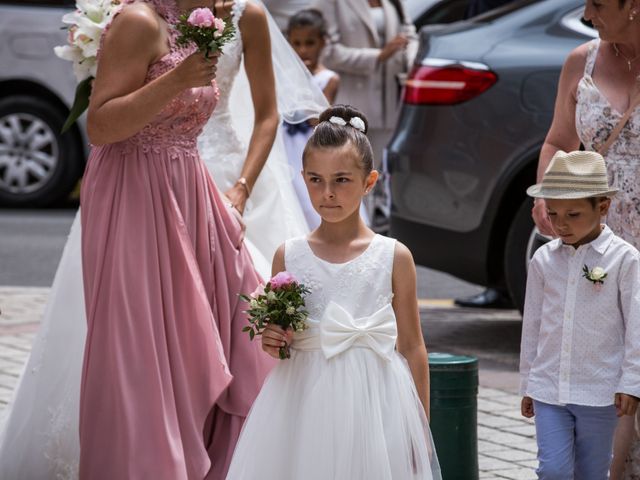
[303,144,377,224]
[584,0,637,42]
[545,197,611,247]
[288,26,325,71]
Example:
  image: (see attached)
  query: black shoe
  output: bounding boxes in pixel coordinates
[454,288,514,309]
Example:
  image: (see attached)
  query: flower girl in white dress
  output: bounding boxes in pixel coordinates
[226,105,442,480]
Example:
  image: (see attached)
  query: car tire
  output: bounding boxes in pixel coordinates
[504,198,535,313]
[0,95,83,207]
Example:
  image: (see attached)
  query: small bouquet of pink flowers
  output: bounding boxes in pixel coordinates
[176,7,235,57]
[240,272,310,360]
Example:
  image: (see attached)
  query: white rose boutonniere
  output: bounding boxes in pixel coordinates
[582,264,607,289]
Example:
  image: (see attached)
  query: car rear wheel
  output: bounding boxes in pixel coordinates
[0,95,83,207]
[504,198,535,313]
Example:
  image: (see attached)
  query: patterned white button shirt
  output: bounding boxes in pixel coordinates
[519,225,640,406]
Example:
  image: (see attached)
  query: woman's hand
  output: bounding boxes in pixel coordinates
[172,52,219,89]
[261,324,294,359]
[378,35,409,63]
[224,183,249,215]
[532,198,555,237]
[222,193,246,244]
[616,393,639,417]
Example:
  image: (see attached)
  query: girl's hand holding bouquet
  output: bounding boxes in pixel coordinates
[240,272,310,360]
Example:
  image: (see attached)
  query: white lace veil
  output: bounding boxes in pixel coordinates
[229,1,328,150]
[267,6,328,123]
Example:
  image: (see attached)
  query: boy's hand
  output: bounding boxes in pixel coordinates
[521,396,535,418]
[615,393,639,417]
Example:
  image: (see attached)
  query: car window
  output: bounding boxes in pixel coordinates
[415,0,470,28]
[0,0,75,5]
[561,6,597,38]
[470,0,540,22]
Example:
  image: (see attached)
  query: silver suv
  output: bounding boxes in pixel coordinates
[0,0,88,206]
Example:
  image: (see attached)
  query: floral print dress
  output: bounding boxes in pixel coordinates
[575,38,640,480]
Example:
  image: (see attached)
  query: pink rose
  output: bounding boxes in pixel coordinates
[269,271,297,289]
[251,283,266,298]
[187,7,215,28]
[213,17,225,37]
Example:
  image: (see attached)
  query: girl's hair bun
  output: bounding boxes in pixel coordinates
[318,105,369,134]
[287,9,327,37]
[303,105,374,174]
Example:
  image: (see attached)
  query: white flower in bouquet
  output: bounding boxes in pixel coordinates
[54,0,122,132]
[54,0,121,81]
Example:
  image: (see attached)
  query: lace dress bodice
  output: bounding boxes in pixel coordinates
[284,234,396,348]
[576,39,640,245]
[197,0,247,174]
[103,0,218,154]
[214,0,246,115]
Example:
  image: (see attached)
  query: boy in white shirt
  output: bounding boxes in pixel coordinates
[520,150,640,480]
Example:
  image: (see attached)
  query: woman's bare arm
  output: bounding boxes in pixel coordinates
[224,2,279,212]
[87,4,216,145]
[532,44,587,234]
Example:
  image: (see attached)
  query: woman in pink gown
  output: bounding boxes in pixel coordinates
[79,1,273,478]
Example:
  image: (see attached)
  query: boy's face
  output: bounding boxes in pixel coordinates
[545,197,611,248]
[288,26,324,70]
[303,144,377,224]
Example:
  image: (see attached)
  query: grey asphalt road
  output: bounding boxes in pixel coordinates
[0,208,521,390]
[0,207,486,298]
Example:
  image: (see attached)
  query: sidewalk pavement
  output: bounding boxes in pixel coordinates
[0,286,537,480]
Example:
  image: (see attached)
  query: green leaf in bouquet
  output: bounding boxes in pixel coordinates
[249,329,255,341]
[62,76,92,133]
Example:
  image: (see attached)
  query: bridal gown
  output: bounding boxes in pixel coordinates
[0,1,312,478]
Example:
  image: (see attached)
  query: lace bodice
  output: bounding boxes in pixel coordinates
[576,39,640,246]
[100,0,218,153]
[196,0,247,183]
[214,0,247,115]
[284,235,396,348]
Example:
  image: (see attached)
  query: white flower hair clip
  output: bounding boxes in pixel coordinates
[349,116,366,133]
[328,116,347,127]
[328,115,366,133]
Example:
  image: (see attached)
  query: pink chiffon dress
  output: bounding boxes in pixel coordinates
[78,1,273,478]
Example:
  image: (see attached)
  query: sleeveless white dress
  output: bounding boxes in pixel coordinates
[575,38,640,480]
[226,234,442,479]
[0,2,311,478]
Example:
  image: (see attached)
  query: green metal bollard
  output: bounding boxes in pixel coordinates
[428,352,479,480]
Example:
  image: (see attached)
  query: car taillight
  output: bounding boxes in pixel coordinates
[403,63,498,105]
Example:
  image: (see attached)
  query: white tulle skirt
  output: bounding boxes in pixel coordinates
[226,347,442,480]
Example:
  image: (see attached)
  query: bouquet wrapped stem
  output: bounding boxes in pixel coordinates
[241,272,310,360]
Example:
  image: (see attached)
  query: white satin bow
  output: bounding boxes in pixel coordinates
[320,302,397,361]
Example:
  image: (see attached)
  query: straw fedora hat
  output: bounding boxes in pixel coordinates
[526,150,618,199]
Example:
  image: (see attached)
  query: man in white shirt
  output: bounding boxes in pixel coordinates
[520,150,640,480]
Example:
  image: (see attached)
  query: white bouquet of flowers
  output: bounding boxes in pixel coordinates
[54,0,122,131]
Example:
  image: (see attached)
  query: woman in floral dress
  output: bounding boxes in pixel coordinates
[532,1,640,477]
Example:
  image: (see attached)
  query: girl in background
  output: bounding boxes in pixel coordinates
[283,9,341,229]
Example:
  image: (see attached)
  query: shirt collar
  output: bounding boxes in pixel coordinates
[549,224,614,254]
